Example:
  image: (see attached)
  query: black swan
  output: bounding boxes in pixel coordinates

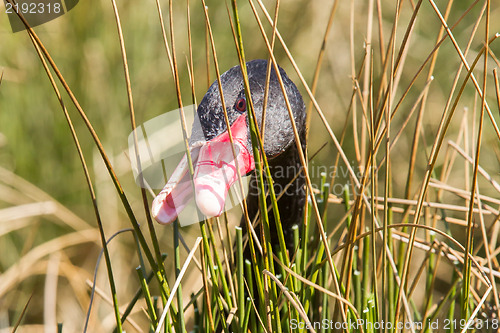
[151,59,306,255]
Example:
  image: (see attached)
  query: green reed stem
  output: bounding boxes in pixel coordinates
[236,227,245,333]
[353,247,361,320]
[447,266,458,333]
[362,227,370,312]
[320,258,329,333]
[173,220,187,333]
[423,274,461,332]
[245,259,257,333]
[117,254,166,331]
[292,225,301,291]
[136,266,158,329]
[242,298,252,333]
[199,221,229,333]
[206,220,234,310]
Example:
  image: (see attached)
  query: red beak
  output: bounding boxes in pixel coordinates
[151,114,254,225]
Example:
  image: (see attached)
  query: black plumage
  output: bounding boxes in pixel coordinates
[198,59,307,254]
[153,59,307,254]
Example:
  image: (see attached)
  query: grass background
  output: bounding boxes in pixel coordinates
[1,0,500,331]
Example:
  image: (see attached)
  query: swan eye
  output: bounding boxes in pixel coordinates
[235,98,246,112]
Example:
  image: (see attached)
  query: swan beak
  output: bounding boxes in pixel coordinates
[151,114,254,225]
